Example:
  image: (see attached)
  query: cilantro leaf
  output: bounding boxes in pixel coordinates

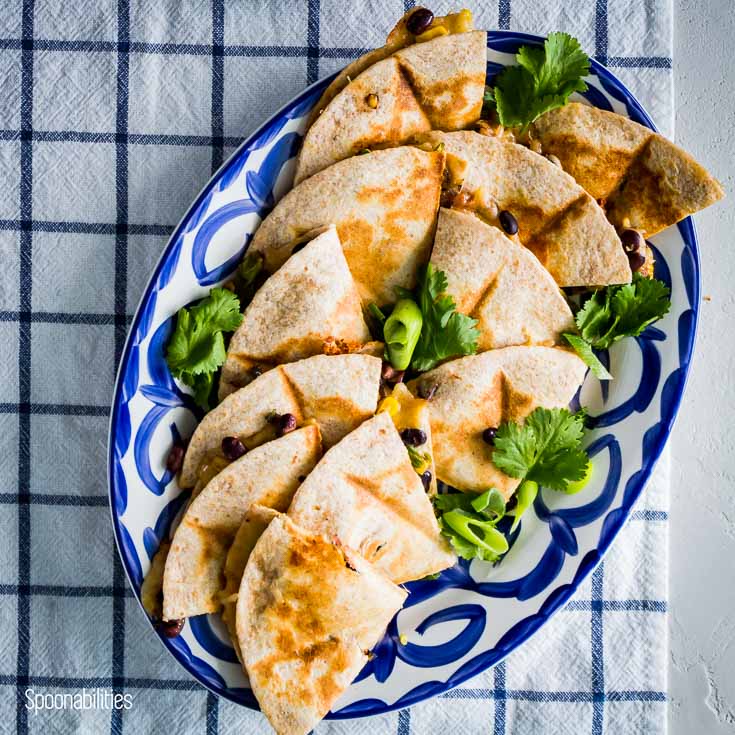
[489,32,590,129]
[563,333,613,380]
[166,287,243,410]
[517,32,590,99]
[575,274,671,350]
[492,407,588,492]
[409,265,479,372]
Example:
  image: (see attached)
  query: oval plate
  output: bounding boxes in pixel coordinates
[108,31,698,717]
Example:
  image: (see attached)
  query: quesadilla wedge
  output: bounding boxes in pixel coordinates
[219,226,371,397]
[180,353,381,488]
[308,8,476,128]
[163,426,322,621]
[407,346,587,497]
[221,504,279,663]
[431,207,574,350]
[288,411,455,583]
[530,102,724,235]
[294,29,486,183]
[236,514,406,735]
[250,146,444,304]
[421,130,631,287]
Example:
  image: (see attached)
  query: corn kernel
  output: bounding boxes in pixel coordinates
[454,9,474,32]
[366,93,379,109]
[399,633,408,645]
[415,25,449,43]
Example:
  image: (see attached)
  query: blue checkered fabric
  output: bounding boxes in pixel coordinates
[0,1,672,733]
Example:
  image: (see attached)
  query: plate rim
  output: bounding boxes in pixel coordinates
[107,29,699,715]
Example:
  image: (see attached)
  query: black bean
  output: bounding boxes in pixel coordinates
[420,470,432,491]
[276,413,298,437]
[249,366,263,381]
[159,618,185,638]
[222,436,247,460]
[482,427,497,445]
[621,228,645,253]
[165,444,184,474]
[400,428,427,447]
[440,186,460,208]
[499,210,518,235]
[406,7,434,35]
[418,382,438,400]
[628,250,646,273]
[381,362,405,383]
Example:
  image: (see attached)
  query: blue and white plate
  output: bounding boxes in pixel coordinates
[108,31,698,716]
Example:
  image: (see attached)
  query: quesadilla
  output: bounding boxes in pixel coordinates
[250,146,444,304]
[430,207,574,350]
[421,130,631,287]
[294,29,486,183]
[221,504,279,663]
[162,426,321,620]
[308,8,477,128]
[219,226,371,397]
[530,102,724,235]
[407,346,587,497]
[236,514,406,735]
[288,411,455,583]
[180,353,381,488]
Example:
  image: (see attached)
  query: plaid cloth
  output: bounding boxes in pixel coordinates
[0,0,673,732]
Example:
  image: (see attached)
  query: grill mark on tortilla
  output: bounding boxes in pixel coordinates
[523,192,590,266]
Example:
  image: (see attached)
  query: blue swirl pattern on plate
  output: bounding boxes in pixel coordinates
[107,32,699,716]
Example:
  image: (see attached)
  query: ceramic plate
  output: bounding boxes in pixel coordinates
[108,31,698,716]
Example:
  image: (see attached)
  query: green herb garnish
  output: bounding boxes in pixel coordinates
[433,489,508,562]
[563,274,671,379]
[166,287,243,410]
[486,32,590,130]
[234,252,264,308]
[403,265,479,372]
[383,298,423,370]
[492,407,589,492]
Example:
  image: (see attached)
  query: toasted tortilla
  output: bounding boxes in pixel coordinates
[236,514,406,735]
[180,353,381,488]
[530,102,724,235]
[162,426,322,620]
[250,146,444,304]
[431,208,574,350]
[421,130,631,287]
[307,8,476,128]
[407,347,587,497]
[288,412,455,583]
[221,504,279,663]
[219,226,370,397]
[294,30,486,183]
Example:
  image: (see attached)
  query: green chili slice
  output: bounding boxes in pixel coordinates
[383,298,423,370]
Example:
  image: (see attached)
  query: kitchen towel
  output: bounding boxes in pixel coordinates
[0,0,671,733]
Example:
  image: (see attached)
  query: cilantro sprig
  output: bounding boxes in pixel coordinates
[485,32,590,130]
[563,274,671,379]
[492,407,589,492]
[399,265,479,372]
[433,489,508,563]
[166,287,243,410]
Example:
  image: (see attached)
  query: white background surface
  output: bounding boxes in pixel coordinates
[671,0,735,731]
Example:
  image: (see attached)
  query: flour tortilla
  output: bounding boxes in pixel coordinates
[430,207,574,350]
[250,146,444,304]
[294,30,486,183]
[421,130,631,287]
[219,226,370,398]
[236,514,406,735]
[407,347,587,497]
[530,102,724,235]
[180,353,381,488]
[221,504,279,663]
[162,426,322,620]
[288,412,455,584]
